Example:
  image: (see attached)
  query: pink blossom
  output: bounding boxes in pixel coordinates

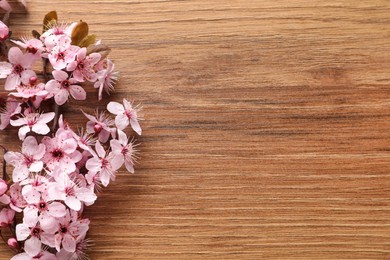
[0,178,7,196]
[53,168,97,211]
[111,129,136,173]
[4,47,36,90]
[0,20,9,40]
[74,128,95,151]
[107,98,142,135]
[83,110,115,143]
[11,251,57,260]
[16,215,55,257]
[23,190,66,234]
[10,111,55,140]
[94,58,118,100]
[56,235,91,260]
[45,70,86,105]
[0,208,15,227]
[0,98,21,130]
[12,37,44,60]
[48,35,79,70]
[4,136,45,182]
[86,141,123,187]
[7,237,18,249]
[41,129,82,174]
[9,183,27,212]
[41,23,76,53]
[10,74,48,100]
[67,47,101,82]
[54,210,90,252]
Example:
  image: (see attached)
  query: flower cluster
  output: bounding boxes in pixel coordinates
[0,10,142,260]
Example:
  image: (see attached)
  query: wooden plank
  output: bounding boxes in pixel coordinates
[2,0,390,259]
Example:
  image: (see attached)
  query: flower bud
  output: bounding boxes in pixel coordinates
[0,21,9,41]
[93,123,103,134]
[0,179,7,196]
[7,238,18,249]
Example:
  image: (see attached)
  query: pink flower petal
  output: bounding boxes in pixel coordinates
[39,213,58,234]
[69,85,86,100]
[130,118,142,135]
[8,47,23,64]
[125,160,135,173]
[65,196,81,211]
[38,112,55,124]
[5,73,20,91]
[32,123,50,135]
[15,223,30,241]
[23,189,40,204]
[115,114,129,130]
[54,89,69,105]
[22,136,38,155]
[85,157,101,173]
[107,101,124,115]
[0,62,12,78]
[24,236,41,257]
[62,234,76,252]
[47,201,66,218]
[18,125,31,140]
[52,70,68,81]
[95,141,105,158]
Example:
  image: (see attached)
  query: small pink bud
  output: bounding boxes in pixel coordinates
[0,179,7,196]
[29,76,37,85]
[94,123,103,134]
[0,21,9,41]
[7,238,18,249]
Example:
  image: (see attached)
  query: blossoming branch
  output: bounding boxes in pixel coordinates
[0,7,142,260]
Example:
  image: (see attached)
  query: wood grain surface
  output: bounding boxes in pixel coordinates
[2,0,390,259]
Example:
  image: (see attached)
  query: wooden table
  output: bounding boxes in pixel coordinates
[1,0,390,259]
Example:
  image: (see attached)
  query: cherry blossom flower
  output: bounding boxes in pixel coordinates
[52,168,97,211]
[67,47,101,82]
[94,59,118,100]
[41,129,82,174]
[10,74,48,100]
[23,190,66,233]
[48,35,79,70]
[83,110,115,143]
[10,111,55,140]
[54,210,90,252]
[86,141,123,187]
[12,37,44,60]
[9,183,27,212]
[7,237,18,249]
[111,129,137,173]
[0,178,7,195]
[3,47,36,91]
[45,70,86,105]
[11,250,57,260]
[0,20,9,40]
[0,98,21,130]
[107,98,142,135]
[16,215,55,257]
[56,236,91,260]
[0,208,15,227]
[41,22,76,53]
[4,136,46,182]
